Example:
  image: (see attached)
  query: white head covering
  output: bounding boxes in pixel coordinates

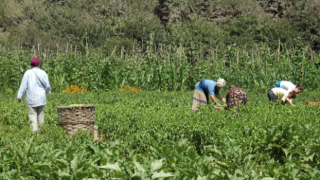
[217,78,226,88]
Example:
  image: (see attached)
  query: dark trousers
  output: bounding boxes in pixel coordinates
[267,90,278,101]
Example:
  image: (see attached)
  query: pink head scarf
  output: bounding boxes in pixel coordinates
[31,57,40,67]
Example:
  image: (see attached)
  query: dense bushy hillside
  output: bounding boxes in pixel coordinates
[0,0,320,54]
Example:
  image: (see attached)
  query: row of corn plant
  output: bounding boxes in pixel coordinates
[0,44,319,93]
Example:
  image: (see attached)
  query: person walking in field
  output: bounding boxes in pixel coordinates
[192,78,226,111]
[267,88,296,106]
[17,57,51,132]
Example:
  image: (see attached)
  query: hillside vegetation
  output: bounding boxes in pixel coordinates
[1,0,320,54]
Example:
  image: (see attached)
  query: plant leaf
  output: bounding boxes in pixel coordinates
[151,170,174,179]
[150,159,164,173]
[58,169,71,177]
[99,162,122,172]
[31,162,52,170]
[134,161,146,172]
[197,175,207,180]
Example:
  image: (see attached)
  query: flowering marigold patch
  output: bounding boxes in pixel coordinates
[62,85,89,93]
[119,86,142,93]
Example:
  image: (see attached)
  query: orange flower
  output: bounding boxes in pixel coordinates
[118,86,142,93]
[62,85,88,93]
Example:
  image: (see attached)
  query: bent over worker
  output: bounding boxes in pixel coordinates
[225,86,248,110]
[273,81,303,94]
[192,78,226,111]
[272,81,303,105]
[267,88,296,106]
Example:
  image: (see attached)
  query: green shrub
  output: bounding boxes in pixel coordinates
[1,0,320,54]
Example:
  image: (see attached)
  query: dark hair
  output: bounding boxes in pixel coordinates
[289,91,296,99]
[296,84,303,92]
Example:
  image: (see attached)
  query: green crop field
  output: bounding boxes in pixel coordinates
[1,90,320,179]
[1,1,320,179]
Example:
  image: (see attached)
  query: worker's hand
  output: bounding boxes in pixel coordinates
[222,98,226,103]
[18,99,21,104]
[287,99,295,106]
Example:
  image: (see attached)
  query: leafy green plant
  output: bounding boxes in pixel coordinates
[1,68,320,179]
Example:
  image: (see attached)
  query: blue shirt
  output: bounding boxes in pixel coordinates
[195,79,220,95]
[17,68,51,107]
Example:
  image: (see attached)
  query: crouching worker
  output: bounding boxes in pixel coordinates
[225,86,248,110]
[192,78,226,111]
[213,86,248,110]
[273,81,303,105]
[267,88,296,106]
[17,57,51,132]
[273,81,303,94]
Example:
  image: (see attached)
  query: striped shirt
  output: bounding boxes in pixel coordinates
[17,67,51,107]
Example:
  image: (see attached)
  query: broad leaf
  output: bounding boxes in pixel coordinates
[134,161,146,172]
[151,170,174,179]
[31,162,52,170]
[150,159,164,173]
[261,178,274,180]
[197,175,207,180]
[99,162,122,172]
[58,169,71,177]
